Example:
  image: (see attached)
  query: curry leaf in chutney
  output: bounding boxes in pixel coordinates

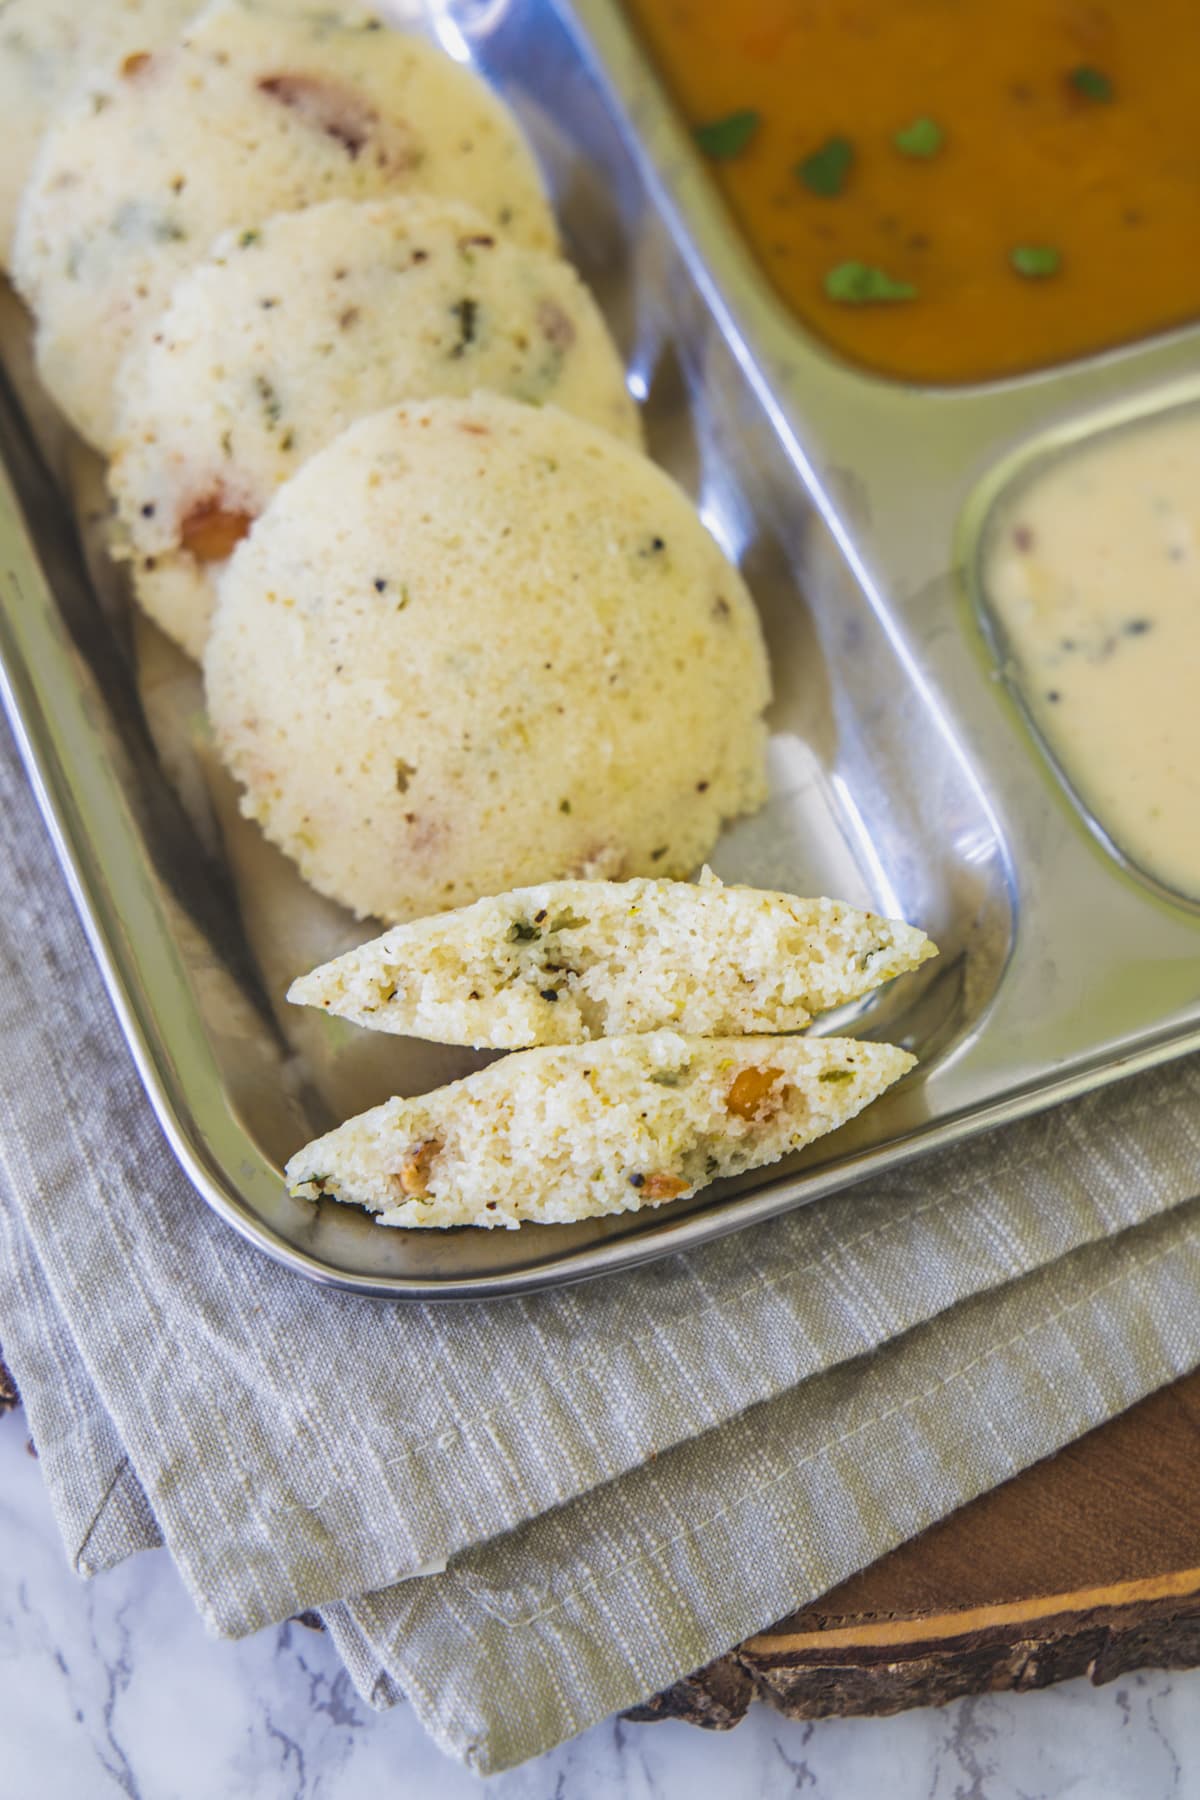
[1010,244,1061,278]
[797,134,854,196]
[1069,65,1114,101]
[693,108,760,160]
[824,261,916,303]
[893,116,944,158]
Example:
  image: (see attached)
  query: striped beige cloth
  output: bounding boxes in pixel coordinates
[2,717,1200,1771]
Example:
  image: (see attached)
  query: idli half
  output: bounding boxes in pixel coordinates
[288,874,936,1047]
[286,1032,914,1229]
[205,393,771,923]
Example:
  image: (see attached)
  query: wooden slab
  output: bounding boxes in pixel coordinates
[630,1369,1200,1728]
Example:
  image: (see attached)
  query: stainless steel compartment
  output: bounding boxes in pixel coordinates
[0,0,1197,1299]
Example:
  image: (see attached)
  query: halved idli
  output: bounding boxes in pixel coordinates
[286,1032,914,1228]
[287,874,936,1047]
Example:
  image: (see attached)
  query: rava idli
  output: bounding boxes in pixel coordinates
[287,873,936,1047]
[0,0,198,266]
[109,195,640,659]
[13,0,556,448]
[205,393,771,923]
[285,1032,915,1229]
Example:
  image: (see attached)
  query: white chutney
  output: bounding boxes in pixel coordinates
[983,406,1200,903]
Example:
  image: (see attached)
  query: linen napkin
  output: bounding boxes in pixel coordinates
[3,703,1200,1771]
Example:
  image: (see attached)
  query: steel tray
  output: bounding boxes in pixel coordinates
[1,0,1198,1298]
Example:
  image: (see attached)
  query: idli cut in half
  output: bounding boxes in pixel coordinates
[288,873,937,1048]
[286,1032,915,1229]
[108,195,641,660]
[205,394,771,924]
[12,0,556,450]
[0,0,199,267]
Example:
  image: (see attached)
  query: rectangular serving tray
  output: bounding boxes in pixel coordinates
[1,0,1198,1299]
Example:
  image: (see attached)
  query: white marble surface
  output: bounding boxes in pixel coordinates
[3,1408,1199,1798]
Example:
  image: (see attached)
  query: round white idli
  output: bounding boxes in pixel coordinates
[12,0,556,449]
[109,195,639,659]
[0,0,199,267]
[205,393,771,923]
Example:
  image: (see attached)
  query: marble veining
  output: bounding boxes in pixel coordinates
[3,1409,1198,1798]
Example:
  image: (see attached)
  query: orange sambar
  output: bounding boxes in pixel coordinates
[626,0,1200,383]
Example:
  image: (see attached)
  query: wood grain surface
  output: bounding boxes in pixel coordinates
[630,1369,1200,1728]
